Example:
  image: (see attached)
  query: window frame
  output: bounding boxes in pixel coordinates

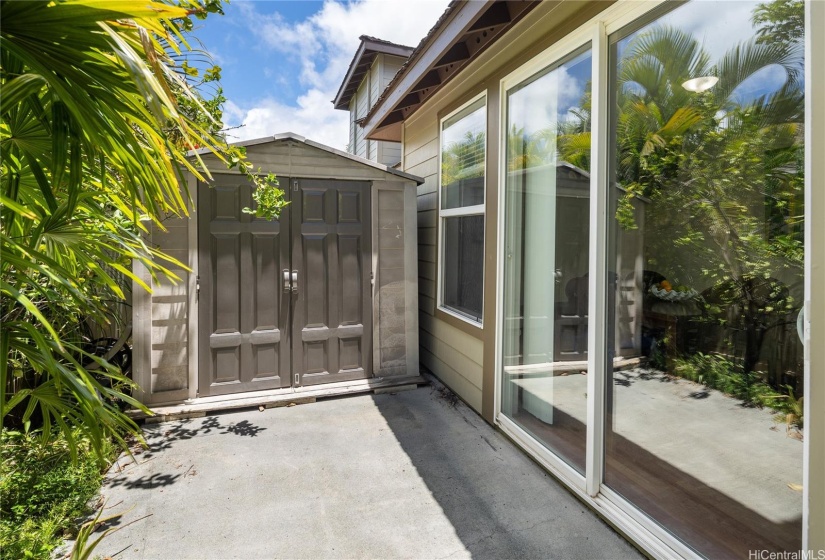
[437,91,488,327]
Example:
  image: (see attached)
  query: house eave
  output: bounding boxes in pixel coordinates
[333,36,414,111]
[362,0,540,141]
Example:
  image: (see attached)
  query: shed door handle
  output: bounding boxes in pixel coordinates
[291,270,298,294]
[283,269,291,293]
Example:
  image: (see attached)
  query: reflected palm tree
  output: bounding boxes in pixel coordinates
[611,24,804,380]
[506,125,548,171]
[441,130,486,186]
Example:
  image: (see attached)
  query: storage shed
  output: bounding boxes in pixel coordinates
[132,133,422,407]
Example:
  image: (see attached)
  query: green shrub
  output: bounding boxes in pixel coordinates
[0,430,116,559]
[672,352,803,429]
[1,0,286,462]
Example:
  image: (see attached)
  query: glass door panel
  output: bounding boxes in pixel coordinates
[501,46,592,474]
[604,1,804,556]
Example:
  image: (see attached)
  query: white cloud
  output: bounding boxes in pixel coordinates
[222,91,349,149]
[662,0,758,62]
[510,66,584,135]
[225,0,450,150]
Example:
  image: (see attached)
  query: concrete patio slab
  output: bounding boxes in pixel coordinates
[95,382,642,559]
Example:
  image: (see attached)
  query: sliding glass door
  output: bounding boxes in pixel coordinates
[501,45,593,475]
[604,2,804,557]
[497,1,806,556]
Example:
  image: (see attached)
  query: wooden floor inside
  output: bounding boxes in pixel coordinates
[510,389,802,558]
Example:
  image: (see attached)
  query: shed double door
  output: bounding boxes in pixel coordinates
[198,177,372,397]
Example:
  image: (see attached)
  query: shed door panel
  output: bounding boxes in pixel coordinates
[198,177,291,397]
[292,180,372,385]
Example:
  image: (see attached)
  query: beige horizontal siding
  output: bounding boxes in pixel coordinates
[405,138,438,170]
[379,141,402,167]
[419,260,436,282]
[349,98,357,153]
[403,71,493,411]
[355,81,368,158]
[405,156,438,180]
[417,209,437,228]
[419,315,484,394]
[404,118,437,151]
[420,346,482,412]
[369,60,380,106]
[420,312,483,366]
[417,226,436,246]
[419,293,435,316]
[417,194,437,214]
[418,275,436,300]
[418,244,436,264]
[382,55,404,90]
[417,186,437,205]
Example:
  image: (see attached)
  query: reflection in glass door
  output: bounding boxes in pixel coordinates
[603,1,805,557]
[501,46,592,474]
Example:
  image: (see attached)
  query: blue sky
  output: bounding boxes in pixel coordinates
[191,0,450,150]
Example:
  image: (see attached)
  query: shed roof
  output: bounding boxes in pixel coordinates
[361,1,539,141]
[332,36,414,111]
[189,132,424,184]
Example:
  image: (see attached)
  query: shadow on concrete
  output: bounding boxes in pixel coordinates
[96,387,640,558]
[107,472,182,490]
[368,382,640,559]
[139,412,267,457]
[379,374,801,559]
[100,410,268,534]
[94,377,798,559]
[108,411,266,483]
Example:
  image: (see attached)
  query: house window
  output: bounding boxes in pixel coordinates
[439,95,486,323]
